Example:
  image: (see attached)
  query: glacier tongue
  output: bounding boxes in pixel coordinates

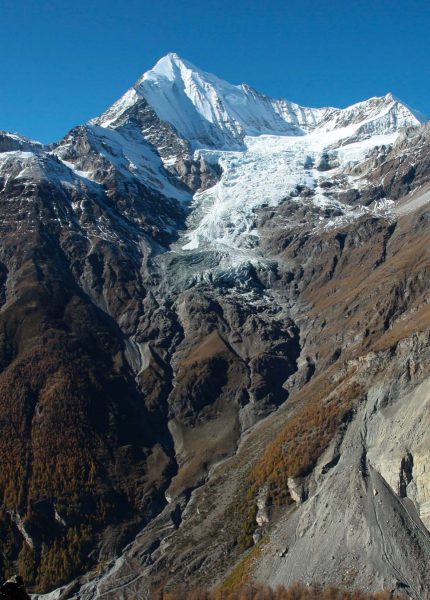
[180,126,398,259]
[182,136,315,254]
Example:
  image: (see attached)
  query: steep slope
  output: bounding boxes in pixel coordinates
[0,133,186,591]
[0,55,429,598]
[62,125,430,600]
[93,53,333,148]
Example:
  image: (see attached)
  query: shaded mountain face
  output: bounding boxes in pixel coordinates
[0,55,429,597]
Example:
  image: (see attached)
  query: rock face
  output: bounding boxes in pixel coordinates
[0,54,430,598]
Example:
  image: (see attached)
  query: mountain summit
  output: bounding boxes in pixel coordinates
[93,53,425,148]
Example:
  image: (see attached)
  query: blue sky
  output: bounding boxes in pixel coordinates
[1,0,429,143]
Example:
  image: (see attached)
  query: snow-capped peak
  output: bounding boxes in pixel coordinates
[93,53,426,151]
[133,52,331,148]
[314,92,424,136]
[94,53,336,148]
[139,52,200,83]
[0,131,45,153]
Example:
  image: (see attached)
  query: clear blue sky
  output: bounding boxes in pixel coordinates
[1,0,429,143]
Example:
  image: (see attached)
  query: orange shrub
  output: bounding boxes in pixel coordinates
[159,582,402,600]
[251,379,364,505]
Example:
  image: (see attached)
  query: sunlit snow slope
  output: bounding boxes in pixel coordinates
[95,53,334,148]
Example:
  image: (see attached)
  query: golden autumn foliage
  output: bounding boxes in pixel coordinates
[36,525,92,592]
[225,372,365,550]
[251,377,364,505]
[160,582,403,600]
[0,321,163,592]
[221,543,264,591]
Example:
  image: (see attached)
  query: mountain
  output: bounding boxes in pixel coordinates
[0,55,429,599]
[93,53,424,149]
[93,52,332,147]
